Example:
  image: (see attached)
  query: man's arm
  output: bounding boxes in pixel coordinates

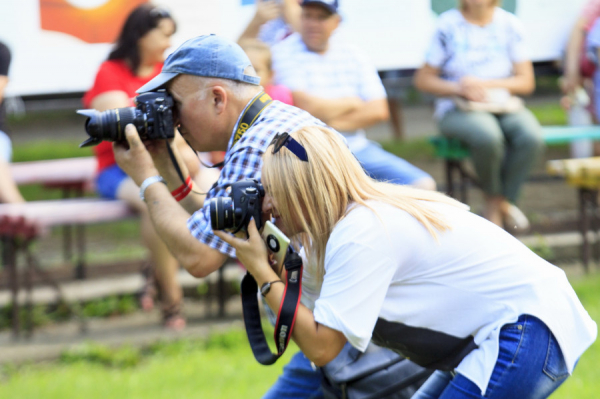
[327,98,390,132]
[292,91,362,123]
[114,125,228,278]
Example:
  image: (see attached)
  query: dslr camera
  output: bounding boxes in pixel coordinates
[210,179,265,234]
[78,90,175,147]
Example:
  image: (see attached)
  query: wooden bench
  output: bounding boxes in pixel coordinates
[10,157,98,274]
[430,125,600,203]
[547,157,600,271]
[0,198,136,337]
[2,157,232,337]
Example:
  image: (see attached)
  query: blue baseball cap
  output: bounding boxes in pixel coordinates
[301,0,339,14]
[137,34,260,93]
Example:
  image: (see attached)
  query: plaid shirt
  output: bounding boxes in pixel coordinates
[271,32,386,151]
[187,95,327,258]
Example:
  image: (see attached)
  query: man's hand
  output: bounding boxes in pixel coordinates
[113,124,160,186]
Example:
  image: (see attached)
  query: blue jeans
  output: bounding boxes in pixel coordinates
[262,351,324,399]
[354,141,432,186]
[413,315,570,399]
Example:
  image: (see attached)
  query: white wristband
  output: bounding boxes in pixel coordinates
[139,176,166,201]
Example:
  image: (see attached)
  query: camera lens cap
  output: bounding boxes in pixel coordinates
[266,234,280,252]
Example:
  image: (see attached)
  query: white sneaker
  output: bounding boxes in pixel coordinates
[503,204,530,231]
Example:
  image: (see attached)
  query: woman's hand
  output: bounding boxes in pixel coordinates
[459,76,487,102]
[214,219,279,284]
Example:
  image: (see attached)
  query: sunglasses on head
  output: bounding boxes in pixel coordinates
[270,132,309,162]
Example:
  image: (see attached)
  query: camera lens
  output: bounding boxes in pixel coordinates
[77,107,142,147]
[210,197,235,230]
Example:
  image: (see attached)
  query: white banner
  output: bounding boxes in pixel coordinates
[0,0,588,97]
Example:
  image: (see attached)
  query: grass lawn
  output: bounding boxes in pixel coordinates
[0,272,598,398]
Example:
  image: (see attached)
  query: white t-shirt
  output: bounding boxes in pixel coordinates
[305,201,596,394]
[425,8,529,119]
[271,32,387,152]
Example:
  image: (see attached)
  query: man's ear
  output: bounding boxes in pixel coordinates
[212,86,227,115]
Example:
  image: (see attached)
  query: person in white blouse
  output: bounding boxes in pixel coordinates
[414,0,544,230]
[217,125,596,399]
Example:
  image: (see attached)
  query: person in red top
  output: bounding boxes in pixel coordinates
[83,4,200,330]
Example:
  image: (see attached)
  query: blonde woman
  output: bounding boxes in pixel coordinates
[216,126,596,399]
[414,0,544,230]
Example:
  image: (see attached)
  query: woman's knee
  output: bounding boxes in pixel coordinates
[439,112,505,159]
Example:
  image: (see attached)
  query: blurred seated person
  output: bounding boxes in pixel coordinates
[586,17,600,119]
[238,0,301,46]
[83,4,203,330]
[0,40,24,203]
[239,38,293,105]
[561,0,600,117]
[271,0,436,191]
[414,0,544,229]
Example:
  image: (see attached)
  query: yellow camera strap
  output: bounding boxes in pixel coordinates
[232,91,273,148]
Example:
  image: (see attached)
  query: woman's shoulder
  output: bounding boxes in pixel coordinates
[493,8,524,30]
[336,201,414,233]
[97,59,129,73]
[435,8,463,28]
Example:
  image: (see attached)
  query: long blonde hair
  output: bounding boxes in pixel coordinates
[262,126,468,281]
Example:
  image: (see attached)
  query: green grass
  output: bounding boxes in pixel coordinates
[0,326,299,399]
[12,139,92,163]
[0,273,598,398]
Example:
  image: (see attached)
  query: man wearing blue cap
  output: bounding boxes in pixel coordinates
[114,34,330,279]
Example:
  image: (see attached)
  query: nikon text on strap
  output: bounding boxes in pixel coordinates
[241,246,303,365]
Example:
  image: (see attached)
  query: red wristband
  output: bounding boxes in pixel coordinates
[171,176,192,201]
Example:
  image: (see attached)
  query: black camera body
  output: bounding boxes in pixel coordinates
[210,179,265,234]
[78,90,175,147]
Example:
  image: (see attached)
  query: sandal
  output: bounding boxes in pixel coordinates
[139,262,157,312]
[162,301,186,331]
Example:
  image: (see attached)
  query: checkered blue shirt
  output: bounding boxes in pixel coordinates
[271,32,386,152]
[187,96,328,258]
[271,33,387,134]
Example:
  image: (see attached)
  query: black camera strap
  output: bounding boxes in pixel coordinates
[241,247,303,365]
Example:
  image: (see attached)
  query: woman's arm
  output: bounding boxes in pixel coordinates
[413,64,461,98]
[477,60,536,96]
[214,220,347,366]
[561,17,586,94]
[281,0,301,33]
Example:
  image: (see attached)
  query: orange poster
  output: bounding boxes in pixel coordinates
[39,0,148,44]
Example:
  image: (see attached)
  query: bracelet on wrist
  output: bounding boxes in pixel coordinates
[171,176,193,202]
[260,280,283,297]
[139,176,167,202]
